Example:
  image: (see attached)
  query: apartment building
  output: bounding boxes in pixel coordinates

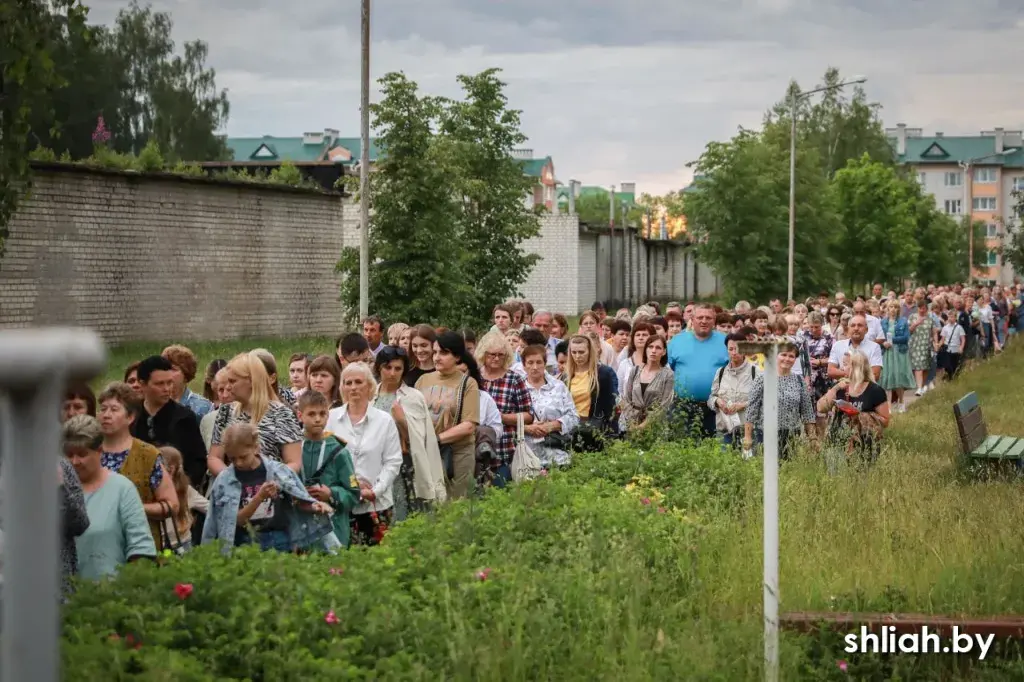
[888,124,1024,284]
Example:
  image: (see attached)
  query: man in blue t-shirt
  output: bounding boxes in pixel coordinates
[667,303,730,439]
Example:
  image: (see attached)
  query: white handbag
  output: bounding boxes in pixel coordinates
[511,413,543,482]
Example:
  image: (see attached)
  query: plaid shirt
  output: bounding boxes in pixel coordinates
[479,370,534,465]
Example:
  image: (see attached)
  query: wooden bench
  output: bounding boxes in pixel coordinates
[781,611,1024,639]
[953,392,1024,464]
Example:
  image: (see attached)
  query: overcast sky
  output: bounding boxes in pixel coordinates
[87,0,1024,195]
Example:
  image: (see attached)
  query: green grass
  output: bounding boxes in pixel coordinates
[68,335,1024,679]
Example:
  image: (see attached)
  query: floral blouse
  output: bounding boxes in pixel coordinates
[525,375,578,467]
[745,373,816,432]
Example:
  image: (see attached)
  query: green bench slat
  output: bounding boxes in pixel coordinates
[971,435,1005,457]
[971,436,1024,460]
[1004,439,1024,460]
[991,437,1019,458]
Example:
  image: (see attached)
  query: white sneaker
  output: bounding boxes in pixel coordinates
[914,388,925,397]
[926,383,935,392]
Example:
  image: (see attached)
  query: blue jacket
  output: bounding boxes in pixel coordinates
[202,457,338,554]
[880,317,910,351]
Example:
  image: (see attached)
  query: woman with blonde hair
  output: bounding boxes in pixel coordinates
[818,350,889,462]
[475,330,534,486]
[563,334,617,449]
[207,351,303,476]
[387,322,409,347]
[327,362,403,544]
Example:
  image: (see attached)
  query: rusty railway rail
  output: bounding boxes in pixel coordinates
[781,612,1024,639]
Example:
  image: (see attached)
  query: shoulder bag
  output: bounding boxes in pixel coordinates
[511,412,543,482]
[438,376,469,482]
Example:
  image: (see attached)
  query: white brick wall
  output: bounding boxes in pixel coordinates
[577,234,599,312]
[519,214,581,313]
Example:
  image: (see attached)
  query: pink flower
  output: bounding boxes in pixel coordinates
[174,583,193,600]
[324,610,339,625]
[329,567,345,576]
[476,568,492,581]
[837,659,848,672]
[641,497,651,505]
[92,116,111,144]
[657,506,667,514]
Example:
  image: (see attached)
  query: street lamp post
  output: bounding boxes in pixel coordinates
[958,150,1012,286]
[787,75,867,302]
[358,0,371,321]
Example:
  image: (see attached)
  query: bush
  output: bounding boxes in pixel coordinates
[63,475,792,681]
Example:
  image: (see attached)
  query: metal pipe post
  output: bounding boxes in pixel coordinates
[0,328,107,682]
[608,185,615,304]
[358,0,371,320]
[762,344,780,682]
[787,93,797,303]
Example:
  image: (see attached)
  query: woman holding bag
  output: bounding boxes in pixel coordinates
[416,332,480,500]
[374,346,447,520]
[521,344,578,468]
[475,331,534,489]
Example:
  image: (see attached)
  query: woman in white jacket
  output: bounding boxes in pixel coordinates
[373,346,447,520]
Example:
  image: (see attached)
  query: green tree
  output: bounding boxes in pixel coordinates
[437,68,540,327]
[0,0,88,262]
[107,1,228,161]
[574,189,645,230]
[683,128,840,303]
[1001,189,1024,277]
[766,67,894,180]
[831,155,920,289]
[335,72,463,326]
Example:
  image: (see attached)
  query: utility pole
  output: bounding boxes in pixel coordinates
[621,200,629,304]
[358,0,371,320]
[608,185,615,305]
[960,160,973,285]
[787,91,797,303]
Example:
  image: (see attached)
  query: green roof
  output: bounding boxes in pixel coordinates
[519,157,551,178]
[225,135,382,164]
[555,186,636,206]
[894,135,1024,167]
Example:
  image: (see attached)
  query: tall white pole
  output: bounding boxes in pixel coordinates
[0,328,106,682]
[787,93,797,304]
[358,0,371,320]
[763,344,780,682]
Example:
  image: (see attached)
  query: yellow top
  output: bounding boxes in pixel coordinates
[570,371,592,418]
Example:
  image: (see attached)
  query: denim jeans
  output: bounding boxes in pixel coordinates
[235,528,291,552]
[490,464,513,489]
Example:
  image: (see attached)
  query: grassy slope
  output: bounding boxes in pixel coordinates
[701,342,1024,622]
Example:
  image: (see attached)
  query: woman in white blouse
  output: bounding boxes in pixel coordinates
[326,362,403,546]
[521,345,578,468]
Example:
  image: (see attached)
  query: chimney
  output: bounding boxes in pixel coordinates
[935,132,944,138]
[994,127,1005,154]
[324,128,339,146]
[567,179,578,215]
[894,123,907,155]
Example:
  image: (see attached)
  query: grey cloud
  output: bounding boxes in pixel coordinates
[83,0,1024,193]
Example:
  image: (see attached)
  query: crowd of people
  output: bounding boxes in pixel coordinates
[48,280,1020,585]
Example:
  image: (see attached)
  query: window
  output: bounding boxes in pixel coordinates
[1013,177,1024,193]
[944,171,962,187]
[987,250,999,266]
[972,197,997,211]
[944,199,962,215]
[917,172,927,186]
[974,167,997,183]
[987,222,999,237]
